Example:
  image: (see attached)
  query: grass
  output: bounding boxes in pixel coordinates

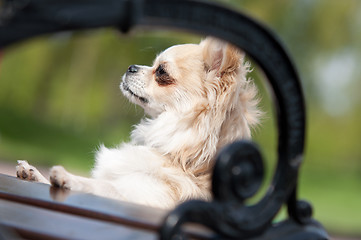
[299,170,361,236]
[0,107,134,173]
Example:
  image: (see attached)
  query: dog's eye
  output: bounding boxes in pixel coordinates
[155,64,175,86]
[156,65,167,76]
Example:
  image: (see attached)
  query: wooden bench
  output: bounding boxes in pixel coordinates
[0,0,329,239]
[0,174,164,239]
[0,173,326,240]
[0,173,215,239]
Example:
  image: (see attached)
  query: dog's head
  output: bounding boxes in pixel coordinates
[121,40,205,117]
[121,36,259,126]
[121,37,261,169]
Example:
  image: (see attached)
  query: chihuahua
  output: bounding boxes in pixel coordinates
[16,37,261,209]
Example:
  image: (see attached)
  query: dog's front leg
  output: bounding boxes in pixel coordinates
[16,160,50,184]
[49,166,79,190]
[49,166,120,199]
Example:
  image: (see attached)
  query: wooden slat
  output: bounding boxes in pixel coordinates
[0,174,213,239]
[0,199,156,240]
[0,174,166,231]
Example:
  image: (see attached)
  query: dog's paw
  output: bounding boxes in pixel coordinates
[49,166,73,189]
[16,160,41,182]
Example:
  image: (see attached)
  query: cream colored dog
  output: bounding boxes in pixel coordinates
[16,37,261,209]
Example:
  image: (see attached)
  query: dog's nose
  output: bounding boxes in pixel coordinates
[127,65,138,73]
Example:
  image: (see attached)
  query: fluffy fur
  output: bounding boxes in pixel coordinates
[16,37,261,209]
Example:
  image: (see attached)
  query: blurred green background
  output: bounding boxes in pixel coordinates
[0,0,360,237]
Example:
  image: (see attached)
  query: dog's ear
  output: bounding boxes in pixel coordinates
[201,37,243,76]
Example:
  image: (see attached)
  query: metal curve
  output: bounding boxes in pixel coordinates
[212,141,264,203]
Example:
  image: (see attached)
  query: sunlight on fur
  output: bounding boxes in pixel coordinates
[16,37,262,209]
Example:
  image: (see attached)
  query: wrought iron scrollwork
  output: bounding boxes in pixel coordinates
[159,141,269,239]
[0,0,328,239]
[212,141,264,203]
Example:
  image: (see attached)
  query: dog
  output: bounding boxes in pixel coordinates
[16,37,261,209]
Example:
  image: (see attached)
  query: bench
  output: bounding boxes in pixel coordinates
[0,173,166,239]
[0,0,329,239]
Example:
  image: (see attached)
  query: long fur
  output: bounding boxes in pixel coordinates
[16,37,261,209]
